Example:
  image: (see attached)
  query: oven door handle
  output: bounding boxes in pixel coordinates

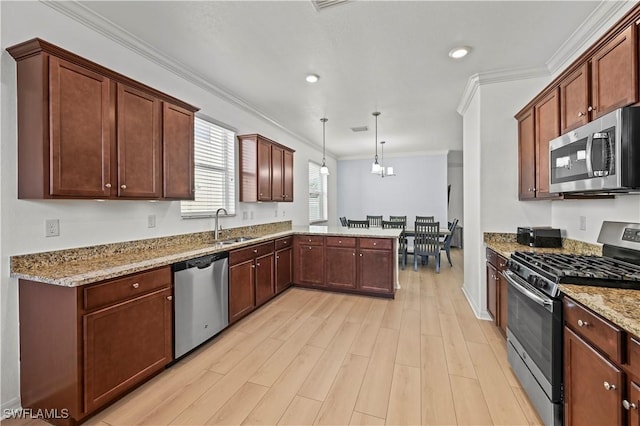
[503,270,552,308]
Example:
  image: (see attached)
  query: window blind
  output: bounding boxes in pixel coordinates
[309,161,328,223]
[181,117,236,218]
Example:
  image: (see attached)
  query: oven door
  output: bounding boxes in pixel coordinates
[504,270,563,402]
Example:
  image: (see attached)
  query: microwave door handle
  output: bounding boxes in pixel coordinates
[586,135,594,177]
[606,134,615,176]
[503,271,553,308]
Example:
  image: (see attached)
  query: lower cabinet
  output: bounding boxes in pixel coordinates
[18,267,173,424]
[358,238,394,295]
[325,237,357,289]
[294,235,325,287]
[486,247,508,336]
[228,241,275,324]
[275,237,293,294]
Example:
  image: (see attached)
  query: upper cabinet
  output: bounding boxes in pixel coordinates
[516,7,640,200]
[238,133,295,203]
[7,38,199,200]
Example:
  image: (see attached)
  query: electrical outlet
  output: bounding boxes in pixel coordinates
[45,219,60,237]
[282,210,286,217]
[274,209,278,217]
[250,211,254,220]
[147,214,156,228]
[579,216,587,231]
[242,211,248,220]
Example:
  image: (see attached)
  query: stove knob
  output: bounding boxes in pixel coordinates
[507,260,520,272]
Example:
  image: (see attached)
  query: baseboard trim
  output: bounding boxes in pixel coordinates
[1,397,21,420]
[461,283,492,321]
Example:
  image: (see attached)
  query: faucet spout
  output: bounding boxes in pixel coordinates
[214,208,228,241]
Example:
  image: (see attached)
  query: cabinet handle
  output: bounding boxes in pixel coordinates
[121,184,127,189]
[528,188,533,192]
[105,183,112,188]
[167,296,172,301]
[603,381,616,391]
[308,246,312,250]
[259,192,263,196]
[588,106,596,112]
[373,242,377,246]
[577,319,589,327]
[132,283,139,289]
[256,263,260,267]
[353,252,355,256]
[251,264,256,269]
[577,112,585,117]
[339,240,342,244]
[623,400,637,410]
[253,249,258,253]
[360,253,363,257]
[276,255,279,259]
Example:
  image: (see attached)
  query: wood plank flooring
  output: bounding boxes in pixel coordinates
[2,249,543,426]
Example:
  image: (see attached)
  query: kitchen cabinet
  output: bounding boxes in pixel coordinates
[7,38,198,200]
[293,235,325,287]
[357,238,394,295]
[275,237,293,294]
[18,267,172,424]
[325,237,357,289]
[229,241,275,323]
[238,133,295,203]
[486,248,508,336]
[560,63,590,133]
[517,107,537,200]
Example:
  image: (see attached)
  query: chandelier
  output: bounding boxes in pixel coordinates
[320,117,329,175]
[370,112,382,174]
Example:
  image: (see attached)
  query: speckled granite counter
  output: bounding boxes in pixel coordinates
[484,232,602,258]
[10,222,401,287]
[561,284,640,337]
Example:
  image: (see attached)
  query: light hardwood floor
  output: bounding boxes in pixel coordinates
[3,249,543,426]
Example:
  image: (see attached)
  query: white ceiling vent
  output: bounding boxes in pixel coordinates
[351,126,368,132]
[312,0,349,12]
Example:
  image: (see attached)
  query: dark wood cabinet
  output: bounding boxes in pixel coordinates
[163,103,194,199]
[238,133,295,203]
[229,241,275,323]
[326,236,357,289]
[560,63,590,133]
[294,235,325,287]
[7,38,198,200]
[517,107,536,201]
[275,237,293,294]
[534,88,561,199]
[18,267,172,424]
[357,238,394,295]
[486,248,508,336]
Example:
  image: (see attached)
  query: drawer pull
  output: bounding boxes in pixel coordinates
[624,400,637,410]
[603,381,616,391]
[132,283,139,289]
[339,240,342,244]
[373,242,377,246]
[253,249,258,253]
[256,263,260,267]
[167,296,173,301]
[105,183,112,188]
[577,319,589,327]
[251,264,256,269]
[121,184,127,189]
[309,246,312,250]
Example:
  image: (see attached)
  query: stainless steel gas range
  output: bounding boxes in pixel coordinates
[504,221,640,426]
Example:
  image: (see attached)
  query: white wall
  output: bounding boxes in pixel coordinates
[447,150,463,226]
[0,1,337,411]
[337,154,448,226]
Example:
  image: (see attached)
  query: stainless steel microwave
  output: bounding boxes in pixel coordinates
[549,106,640,193]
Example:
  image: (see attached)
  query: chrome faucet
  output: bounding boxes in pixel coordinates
[214,208,228,241]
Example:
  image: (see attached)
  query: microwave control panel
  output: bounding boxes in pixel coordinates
[622,228,640,243]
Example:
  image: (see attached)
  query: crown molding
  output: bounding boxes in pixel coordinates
[546,0,635,74]
[339,149,450,161]
[456,67,549,116]
[40,1,334,157]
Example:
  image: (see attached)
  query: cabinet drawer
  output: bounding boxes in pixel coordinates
[275,236,293,250]
[359,238,392,250]
[564,298,623,363]
[297,235,324,246]
[230,241,274,265]
[486,248,499,267]
[627,335,640,378]
[83,267,171,311]
[496,254,508,271]
[326,236,356,248]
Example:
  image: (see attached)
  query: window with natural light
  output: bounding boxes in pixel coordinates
[181,116,236,218]
[308,161,328,223]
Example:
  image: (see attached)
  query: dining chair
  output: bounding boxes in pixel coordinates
[348,219,370,228]
[389,215,407,226]
[367,215,383,228]
[415,215,435,223]
[413,221,441,272]
[339,216,348,227]
[382,220,407,269]
[440,218,459,266]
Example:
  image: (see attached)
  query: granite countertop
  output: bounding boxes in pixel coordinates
[484,232,602,258]
[10,225,401,287]
[560,284,640,337]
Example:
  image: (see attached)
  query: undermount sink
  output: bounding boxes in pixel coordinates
[218,236,255,245]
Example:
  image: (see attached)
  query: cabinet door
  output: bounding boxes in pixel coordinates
[486,263,497,321]
[83,288,172,412]
[591,24,638,119]
[255,253,274,306]
[283,150,294,202]
[517,108,536,200]
[117,84,162,198]
[326,246,357,289]
[498,273,508,335]
[229,260,256,323]
[357,248,393,294]
[49,56,112,197]
[163,102,194,199]
[534,88,560,198]
[560,63,590,133]
[627,380,640,426]
[257,138,272,201]
[271,145,284,202]
[275,247,292,293]
[564,327,623,426]
[295,244,324,287]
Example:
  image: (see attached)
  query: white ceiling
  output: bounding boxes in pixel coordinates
[78,1,605,159]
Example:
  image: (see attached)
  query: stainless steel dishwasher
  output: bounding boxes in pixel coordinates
[173,251,229,359]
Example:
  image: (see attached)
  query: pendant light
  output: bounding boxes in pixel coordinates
[371,112,382,174]
[320,117,330,175]
[379,140,396,178]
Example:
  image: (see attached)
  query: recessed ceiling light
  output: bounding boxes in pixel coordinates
[448,46,471,59]
[306,74,320,83]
